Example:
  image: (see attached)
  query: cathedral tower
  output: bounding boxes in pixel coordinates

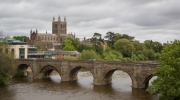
[52,16,67,41]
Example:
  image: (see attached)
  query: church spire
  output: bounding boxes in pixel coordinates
[58,15,60,22]
[64,16,66,22]
[53,16,55,22]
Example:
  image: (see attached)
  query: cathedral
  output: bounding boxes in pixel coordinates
[29,16,75,45]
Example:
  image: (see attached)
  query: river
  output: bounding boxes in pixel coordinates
[0,70,158,100]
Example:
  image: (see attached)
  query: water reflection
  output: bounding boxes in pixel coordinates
[0,70,158,100]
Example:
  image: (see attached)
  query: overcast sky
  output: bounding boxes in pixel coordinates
[0,0,180,43]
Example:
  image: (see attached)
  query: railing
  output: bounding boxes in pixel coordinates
[28,51,52,55]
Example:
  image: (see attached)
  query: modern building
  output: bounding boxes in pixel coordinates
[0,38,48,59]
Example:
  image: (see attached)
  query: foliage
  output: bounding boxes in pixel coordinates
[63,56,77,60]
[62,37,76,51]
[80,50,101,60]
[147,40,180,100]
[133,40,144,53]
[0,42,15,85]
[114,39,135,57]
[63,45,75,51]
[77,44,95,52]
[13,36,29,42]
[103,50,123,61]
[104,31,115,48]
[62,37,80,51]
[14,72,25,77]
[144,40,153,49]
[152,41,163,53]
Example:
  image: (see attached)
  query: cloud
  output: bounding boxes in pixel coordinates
[0,0,180,43]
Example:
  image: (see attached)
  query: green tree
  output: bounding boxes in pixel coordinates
[72,38,80,50]
[64,55,77,60]
[133,40,144,53]
[80,50,101,60]
[152,41,163,53]
[103,50,123,61]
[121,34,135,42]
[0,42,15,85]
[77,44,95,52]
[144,40,153,49]
[114,39,135,57]
[63,45,75,51]
[62,37,76,51]
[62,37,80,51]
[13,36,29,42]
[147,40,180,100]
[104,31,115,48]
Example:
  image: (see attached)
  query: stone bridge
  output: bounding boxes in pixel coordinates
[15,59,159,89]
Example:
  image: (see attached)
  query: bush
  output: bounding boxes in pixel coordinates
[14,72,25,77]
[0,73,11,85]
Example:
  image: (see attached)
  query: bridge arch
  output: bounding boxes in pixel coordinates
[143,74,155,89]
[69,66,94,82]
[104,69,132,85]
[16,64,33,77]
[39,65,61,79]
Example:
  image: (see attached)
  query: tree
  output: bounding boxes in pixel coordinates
[13,36,29,42]
[144,40,153,49]
[77,44,95,52]
[121,34,135,42]
[103,50,123,61]
[63,45,75,51]
[104,31,115,48]
[147,40,180,100]
[62,37,80,51]
[80,50,101,60]
[152,41,163,53]
[114,39,135,57]
[0,36,15,85]
[62,37,76,51]
[133,40,144,53]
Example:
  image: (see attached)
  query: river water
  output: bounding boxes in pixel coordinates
[0,70,158,100]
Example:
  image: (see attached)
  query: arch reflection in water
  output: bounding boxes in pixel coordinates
[75,68,93,88]
[103,69,132,92]
[49,70,61,83]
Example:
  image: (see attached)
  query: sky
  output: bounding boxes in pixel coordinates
[0,0,180,43]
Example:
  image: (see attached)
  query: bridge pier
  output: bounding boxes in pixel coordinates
[93,68,111,85]
[60,61,71,81]
[31,60,40,79]
[132,78,145,88]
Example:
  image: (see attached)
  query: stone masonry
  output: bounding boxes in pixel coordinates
[15,59,159,89]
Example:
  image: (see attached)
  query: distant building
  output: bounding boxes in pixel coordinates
[0,38,53,59]
[29,16,75,50]
[52,16,67,41]
[30,30,59,43]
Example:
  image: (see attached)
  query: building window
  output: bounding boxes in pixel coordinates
[19,48,25,59]
[55,24,57,28]
[11,49,14,54]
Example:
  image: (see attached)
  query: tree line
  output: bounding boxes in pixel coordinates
[62,31,163,61]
